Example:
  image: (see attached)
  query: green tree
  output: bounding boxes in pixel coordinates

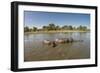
[82,26,87,30]
[56,26,60,30]
[77,25,87,30]
[24,26,29,32]
[33,27,37,31]
[48,23,56,30]
[62,25,73,30]
[77,25,82,30]
[73,27,76,30]
[68,25,73,30]
[43,26,47,30]
[62,25,68,30]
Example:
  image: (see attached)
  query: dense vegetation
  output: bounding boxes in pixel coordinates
[24,23,89,32]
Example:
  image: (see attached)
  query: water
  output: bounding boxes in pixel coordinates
[24,32,90,62]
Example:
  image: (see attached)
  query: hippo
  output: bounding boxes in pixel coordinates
[55,38,65,43]
[65,37,73,43]
[51,41,57,47]
[43,38,83,47]
[55,37,74,43]
[43,40,51,45]
[43,40,57,47]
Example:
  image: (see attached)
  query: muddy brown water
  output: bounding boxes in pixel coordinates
[24,32,90,62]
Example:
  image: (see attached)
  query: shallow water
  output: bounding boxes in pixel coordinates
[24,32,90,62]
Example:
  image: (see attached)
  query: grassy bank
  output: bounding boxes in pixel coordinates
[24,30,90,34]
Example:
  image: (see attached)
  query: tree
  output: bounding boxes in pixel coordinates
[42,26,49,31]
[77,25,82,30]
[48,23,56,30]
[68,25,73,30]
[43,26,47,29]
[29,28,33,32]
[24,26,29,32]
[82,26,87,30]
[62,25,68,30]
[43,26,47,30]
[77,25,87,30]
[62,25,73,30]
[33,27,37,31]
[73,27,76,30]
[56,26,60,30]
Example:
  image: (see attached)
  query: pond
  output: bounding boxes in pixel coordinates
[24,32,90,62]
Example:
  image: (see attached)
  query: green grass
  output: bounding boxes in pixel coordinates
[24,30,90,34]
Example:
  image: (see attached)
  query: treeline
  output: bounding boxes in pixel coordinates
[24,23,89,32]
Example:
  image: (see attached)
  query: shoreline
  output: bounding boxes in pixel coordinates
[24,30,90,34]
